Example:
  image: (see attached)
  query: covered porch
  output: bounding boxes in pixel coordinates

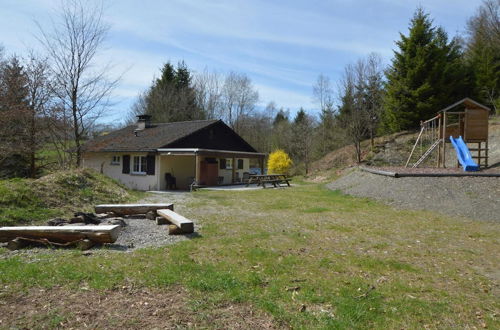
[157,148,266,190]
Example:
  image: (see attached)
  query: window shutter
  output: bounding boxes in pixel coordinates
[122,155,130,174]
[237,159,243,169]
[146,155,155,175]
[219,158,226,169]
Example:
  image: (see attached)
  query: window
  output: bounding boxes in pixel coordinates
[237,159,244,170]
[132,156,147,174]
[111,155,120,165]
[225,158,232,170]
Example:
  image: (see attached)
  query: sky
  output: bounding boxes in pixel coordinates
[0,0,480,124]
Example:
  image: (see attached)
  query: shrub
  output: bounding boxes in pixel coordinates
[267,149,292,174]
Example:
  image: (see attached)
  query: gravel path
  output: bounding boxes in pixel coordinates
[327,169,500,222]
[100,191,199,251]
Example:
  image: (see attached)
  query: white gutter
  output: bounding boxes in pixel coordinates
[156,148,266,156]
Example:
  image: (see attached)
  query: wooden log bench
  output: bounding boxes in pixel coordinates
[0,225,121,244]
[157,209,194,234]
[95,203,174,216]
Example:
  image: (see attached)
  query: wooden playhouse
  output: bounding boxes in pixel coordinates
[406,98,491,169]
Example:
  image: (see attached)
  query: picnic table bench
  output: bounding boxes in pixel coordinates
[246,174,292,188]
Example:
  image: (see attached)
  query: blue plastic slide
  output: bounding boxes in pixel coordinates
[449,136,479,171]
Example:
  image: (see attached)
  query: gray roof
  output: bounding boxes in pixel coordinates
[82,119,220,152]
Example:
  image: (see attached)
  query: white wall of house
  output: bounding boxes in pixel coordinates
[82,152,159,191]
[217,158,250,184]
[83,152,253,190]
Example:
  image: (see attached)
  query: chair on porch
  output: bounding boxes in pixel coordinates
[242,172,250,183]
[217,176,224,185]
[165,173,177,190]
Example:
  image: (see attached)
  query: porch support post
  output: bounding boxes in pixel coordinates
[259,157,264,175]
[231,157,236,184]
[195,154,200,184]
[156,155,161,190]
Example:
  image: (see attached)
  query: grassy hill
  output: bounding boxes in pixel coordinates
[0,168,140,226]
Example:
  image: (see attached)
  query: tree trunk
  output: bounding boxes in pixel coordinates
[95,203,174,216]
[370,124,375,152]
[29,109,36,178]
[0,225,121,244]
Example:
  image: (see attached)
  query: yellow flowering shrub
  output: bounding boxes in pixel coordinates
[267,149,292,174]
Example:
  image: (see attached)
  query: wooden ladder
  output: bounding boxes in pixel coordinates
[412,139,442,168]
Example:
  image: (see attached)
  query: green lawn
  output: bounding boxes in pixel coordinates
[1,184,498,328]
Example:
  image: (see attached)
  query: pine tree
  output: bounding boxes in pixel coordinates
[465,0,500,113]
[0,57,31,177]
[382,8,470,132]
[142,61,204,122]
[291,108,313,174]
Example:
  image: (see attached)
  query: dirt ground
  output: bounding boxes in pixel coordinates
[328,169,500,222]
[0,286,278,329]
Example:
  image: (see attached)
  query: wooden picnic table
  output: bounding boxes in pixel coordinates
[246,174,292,188]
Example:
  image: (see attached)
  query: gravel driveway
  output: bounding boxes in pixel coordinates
[327,169,500,222]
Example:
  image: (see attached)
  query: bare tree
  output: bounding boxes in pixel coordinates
[337,54,384,162]
[313,74,334,112]
[362,53,384,150]
[37,0,119,167]
[313,74,337,155]
[24,53,53,177]
[193,69,222,119]
[220,71,259,132]
[338,63,367,163]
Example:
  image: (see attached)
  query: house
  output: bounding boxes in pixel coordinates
[81,115,265,190]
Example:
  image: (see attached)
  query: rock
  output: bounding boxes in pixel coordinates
[69,215,86,224]
[156,217,170,225]
[146,210,157,220]
[100,218,127,227]
[47,218,68,226]
[73,212,100,225]
[95,213,110,219]
[75,239,95,250]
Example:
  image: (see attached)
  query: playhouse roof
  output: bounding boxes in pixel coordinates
[438,98,491,113]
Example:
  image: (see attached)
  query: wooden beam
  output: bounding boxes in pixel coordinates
[442,112,447,168]
[157,209,194,234]
[195,154,200,184]
[437,115,442,167]
[95,203,173,215]
[232,157,236,184]
[0,225,121,244]
[485,140,489,168]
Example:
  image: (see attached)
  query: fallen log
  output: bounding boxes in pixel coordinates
[157,209,194,234]
[94,203,174,216]
[0,225,121,244]
[6,237,95,251]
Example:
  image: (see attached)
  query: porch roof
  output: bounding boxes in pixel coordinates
[157,148,266,159]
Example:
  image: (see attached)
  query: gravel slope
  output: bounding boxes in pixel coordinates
[328,169,500,222]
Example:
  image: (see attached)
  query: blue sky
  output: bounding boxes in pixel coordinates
[0,0,480,124]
